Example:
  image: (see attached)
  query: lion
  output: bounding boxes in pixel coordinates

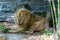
[9,8,49,33]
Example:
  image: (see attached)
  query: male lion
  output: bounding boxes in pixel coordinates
[9,8,49,33]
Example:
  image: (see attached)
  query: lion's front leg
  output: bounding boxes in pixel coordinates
[8,25,26,33]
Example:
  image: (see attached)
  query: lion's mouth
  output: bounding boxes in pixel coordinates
[18,23,23,25]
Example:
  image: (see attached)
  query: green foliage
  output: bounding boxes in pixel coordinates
[33,11,46,17]
[43,29,52,36]
[58,34,60,38]
[0,24,9,33]
[0,24,6,31]
[40,11,46,17]
[2,29,9,33]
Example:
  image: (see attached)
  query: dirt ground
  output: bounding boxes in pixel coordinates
[0,33,58,40]
[0,22,58,40]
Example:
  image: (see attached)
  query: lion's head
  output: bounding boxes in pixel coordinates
[14,8,32,27]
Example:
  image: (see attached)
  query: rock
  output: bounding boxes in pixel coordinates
[6,34,58,40]
[0,13,14,22]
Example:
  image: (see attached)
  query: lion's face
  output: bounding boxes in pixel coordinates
[14,9,31,26]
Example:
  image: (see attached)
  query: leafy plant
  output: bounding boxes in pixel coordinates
[58,33,60,38]
[2,29,9,33]
[0,24,9,33]
[43,29,52,36]
[0,24,6,31]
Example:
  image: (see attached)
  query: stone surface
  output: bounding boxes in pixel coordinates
[0,0,50,22]
[0,13,14,22]
[0,34,58,40]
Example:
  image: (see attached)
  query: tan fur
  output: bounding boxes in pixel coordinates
[9,8,49,33]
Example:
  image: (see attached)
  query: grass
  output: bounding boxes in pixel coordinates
[0,24,6,31]
[43,29,53,36]
[0,24,9,33]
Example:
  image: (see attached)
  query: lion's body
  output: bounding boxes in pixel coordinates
[9,8,49,33]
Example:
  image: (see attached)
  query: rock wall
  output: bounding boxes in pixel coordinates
[0,0,50,22]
